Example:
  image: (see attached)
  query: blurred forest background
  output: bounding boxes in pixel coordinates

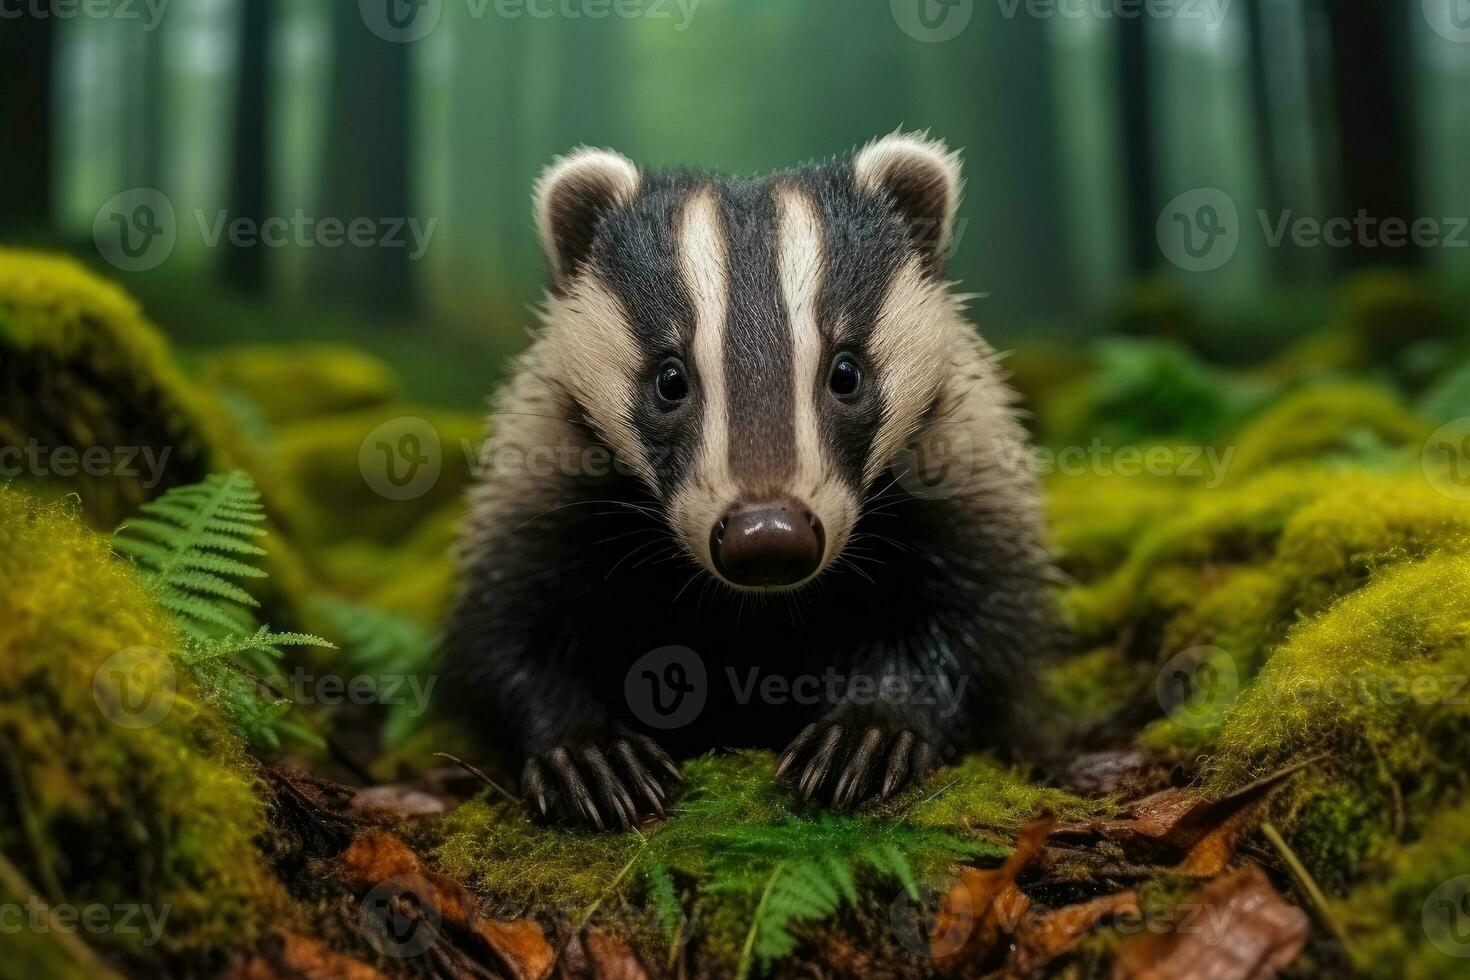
[2,0,1470,406]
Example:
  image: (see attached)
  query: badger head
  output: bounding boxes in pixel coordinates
[533,132,969,592]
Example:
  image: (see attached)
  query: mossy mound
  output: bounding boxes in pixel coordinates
[1227,382,1430,478]
[0,250,320,634]
[274,406,482,548]
[0,249,292,528]
[1205,553,1470,877]
[197,343,399,426]
[0,487,275,970]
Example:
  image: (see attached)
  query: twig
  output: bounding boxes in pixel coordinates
[433,752,520,806]
[1261,821,1354,955]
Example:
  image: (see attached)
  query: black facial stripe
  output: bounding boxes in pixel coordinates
[719,180,795,495]
[805,162,907,489]
[590,175,705,495]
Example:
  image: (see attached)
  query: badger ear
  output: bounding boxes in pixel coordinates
[852,131,963,269]
[534,148,641,287]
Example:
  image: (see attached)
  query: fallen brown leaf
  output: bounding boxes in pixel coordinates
[555,929,651,980]
[227,932,388,980]
[1111,866,1310,980]
[1003,889,1141,977]
[1051,758,1317,869]
[339,829,555,980]
[930,815,1053,972]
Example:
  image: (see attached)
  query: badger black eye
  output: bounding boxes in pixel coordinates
[828,354,862,399]
[655,358,690,405]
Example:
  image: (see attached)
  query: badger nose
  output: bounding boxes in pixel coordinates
[711,499,824,587]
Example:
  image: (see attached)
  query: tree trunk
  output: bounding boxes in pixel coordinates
[225,0,274,292]
[1116,13,1157,277]
[1320,0,1420,268]
[0,12,54,228]
[315,1,415,314]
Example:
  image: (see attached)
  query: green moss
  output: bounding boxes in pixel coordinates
[0,488,274,967]
[1206,553,1470,883]
[1046,470,1190,582]
[0,249,297,530]
[1228,383,1429,478]
[1065,468,1342,644]
[1041,646,1148,729]
[274,405,483,547]
[197,343,399,425]
[1338,800,1470,979]
[432,752,1087,970]
[895,756,1102,836]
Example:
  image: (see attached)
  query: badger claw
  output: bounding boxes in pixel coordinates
[777,717,938,811]
[522,731,683,831]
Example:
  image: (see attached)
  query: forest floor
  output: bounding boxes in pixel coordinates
[2,251,1469,978]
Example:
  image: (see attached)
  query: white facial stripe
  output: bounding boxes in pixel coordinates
[865,256,953,485]
[672,188,736,566]
[773,186,859,566]
[542,276,652,484]
[776,187,826,513]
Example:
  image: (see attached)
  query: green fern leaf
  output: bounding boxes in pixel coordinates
[114,471,333,748]
[114,471,271,640]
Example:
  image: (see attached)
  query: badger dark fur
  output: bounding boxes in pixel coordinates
[441,132,1061,831]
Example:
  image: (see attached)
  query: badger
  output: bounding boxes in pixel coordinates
[441,132,1060,831]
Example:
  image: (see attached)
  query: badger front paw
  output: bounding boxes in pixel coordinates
[522,731,684,831]
[776,716,939,811]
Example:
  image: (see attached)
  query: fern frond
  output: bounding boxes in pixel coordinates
[114,470,271,641]
[645,863,682,941]
[114,471,333,748]
[309,595,440,748]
